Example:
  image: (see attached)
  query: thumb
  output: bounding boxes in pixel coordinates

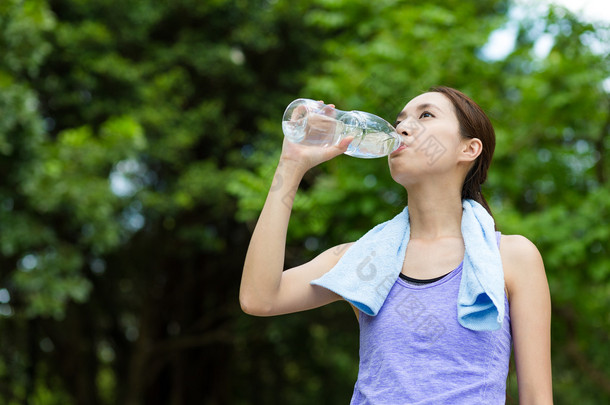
[336,136,354,152]
[316,136,355,164]
[324,136,354,159]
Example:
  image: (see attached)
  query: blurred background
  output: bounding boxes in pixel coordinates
[0,0,609,404]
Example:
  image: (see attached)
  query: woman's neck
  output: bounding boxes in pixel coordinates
[405,186,463,240]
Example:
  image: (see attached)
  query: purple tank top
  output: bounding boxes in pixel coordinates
[350,233,511,405]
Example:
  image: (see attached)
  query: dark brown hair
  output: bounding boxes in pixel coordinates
[428,86,496,218]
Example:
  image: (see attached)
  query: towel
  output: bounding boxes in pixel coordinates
[310,199,505,331]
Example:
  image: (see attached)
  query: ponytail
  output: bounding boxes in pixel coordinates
[462,166,494,221]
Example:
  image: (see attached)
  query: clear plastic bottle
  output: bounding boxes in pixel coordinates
[282,98,401,158]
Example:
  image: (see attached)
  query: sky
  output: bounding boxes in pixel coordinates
[481,0,610,61]
[546,0,610,22]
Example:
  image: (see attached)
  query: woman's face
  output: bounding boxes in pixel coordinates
[388,92,477,187]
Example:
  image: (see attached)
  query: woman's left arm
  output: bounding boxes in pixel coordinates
[501,235,553,405]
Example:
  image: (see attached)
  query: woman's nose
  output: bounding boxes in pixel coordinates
[396,116,415,136]
[396,116,423,136]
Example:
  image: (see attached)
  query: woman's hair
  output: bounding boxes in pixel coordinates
[428,86,495,218]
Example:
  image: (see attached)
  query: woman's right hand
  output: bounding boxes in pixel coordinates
[279,102,353,175]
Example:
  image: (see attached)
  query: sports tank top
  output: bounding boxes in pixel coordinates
[350,232,511,405]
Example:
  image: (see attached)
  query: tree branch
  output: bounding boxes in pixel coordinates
[151,329,233,354]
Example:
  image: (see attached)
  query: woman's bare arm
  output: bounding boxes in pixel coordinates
[239,134,353,316]
[502,235,553,404]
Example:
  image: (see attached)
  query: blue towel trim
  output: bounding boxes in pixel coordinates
[310,199,505,331]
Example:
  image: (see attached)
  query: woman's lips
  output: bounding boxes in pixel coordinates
[392,136,413,155]
[391,144,407,155]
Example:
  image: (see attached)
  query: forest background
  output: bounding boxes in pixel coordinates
[1,0,609,404]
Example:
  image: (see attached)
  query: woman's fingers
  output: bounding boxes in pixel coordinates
[337,136,354,150]
[316,100,336,115]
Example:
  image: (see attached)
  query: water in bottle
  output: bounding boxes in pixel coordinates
[282,99,401,159]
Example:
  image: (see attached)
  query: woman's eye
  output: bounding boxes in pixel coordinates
[419,111,433,119]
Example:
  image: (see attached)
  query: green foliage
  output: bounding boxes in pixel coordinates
[1,0,609,403]
[231,1,610,403]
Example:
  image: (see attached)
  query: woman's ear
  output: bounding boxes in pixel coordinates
[459,138,483,163]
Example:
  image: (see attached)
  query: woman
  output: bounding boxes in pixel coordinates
[240,87,553,404]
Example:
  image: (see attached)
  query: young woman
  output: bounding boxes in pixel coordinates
[240,87,553,404]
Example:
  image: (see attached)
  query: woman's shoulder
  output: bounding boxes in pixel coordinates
[499,234,546,300]
[499,234,541,259]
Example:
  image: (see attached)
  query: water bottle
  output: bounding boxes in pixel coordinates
[282,98,402,158]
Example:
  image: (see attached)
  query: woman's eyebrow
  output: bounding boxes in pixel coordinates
[416,103,440,112]
[395,103,441,122]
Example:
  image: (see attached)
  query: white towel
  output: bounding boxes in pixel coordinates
[310,199,505,331]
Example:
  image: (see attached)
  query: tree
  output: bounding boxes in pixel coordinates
[232,1,610,403]
[1,0,609,403]
[2,0,341,403]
